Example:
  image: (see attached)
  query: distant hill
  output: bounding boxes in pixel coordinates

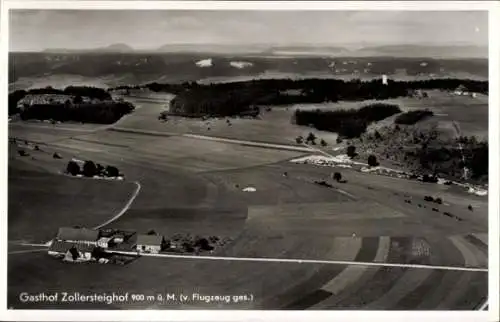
[354,45,488,59]
[263,45,349,56]
[43,43,134,54]
[155,44,267,54]
[95,43,134,53]
[39,43,487,59]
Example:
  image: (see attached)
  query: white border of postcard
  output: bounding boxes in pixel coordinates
[1,1,499,322]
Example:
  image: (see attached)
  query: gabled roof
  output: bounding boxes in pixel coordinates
[136,234,163,246]
[49,240,95,253]
[456,84,468,91]
[57,227,99,242]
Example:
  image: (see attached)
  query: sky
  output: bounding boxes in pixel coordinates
[9,10,488,51]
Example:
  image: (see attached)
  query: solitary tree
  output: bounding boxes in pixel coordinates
[346,145,357,158]
[82,160,97,177]
[106,165,120,177]
[96,163,105,176]
[194,237,213,251]
[320,139,328,147]
[69,246,79,261]
[73,95,83,104]
[368,154,379,167]
[333,172,342,182]
[306,132,317,145]
[295,136,303,144]
[66,161,80,176]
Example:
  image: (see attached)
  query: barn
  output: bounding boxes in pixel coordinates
[56,227,100,245]
[135,234,164,254]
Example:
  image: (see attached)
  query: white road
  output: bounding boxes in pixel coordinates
[105,250,488,272]
[93,181,142,230]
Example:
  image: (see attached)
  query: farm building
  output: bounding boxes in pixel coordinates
[97,233,125,248]
[454,84,469,96]
[135,234,165,254]
[97,237,113,248]
[56,227,100,245]
[48,240,96,262]
[113,234,125,243]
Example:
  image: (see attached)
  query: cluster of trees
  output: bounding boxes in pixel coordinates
[20,100,135,124]
[359,124,488,183]
[8,90,27,115]
[294,104,402,138]
[395,110,434,125]
[414,139,488,180]
[61,86,112,100]
[169,86,262,117]
[167,234,223,253]
[9,86,114,116]
[11,85,135,123]
[66,160,121,178]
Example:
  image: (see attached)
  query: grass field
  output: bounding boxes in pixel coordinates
[8,151,488,310]
[8,166,136,243]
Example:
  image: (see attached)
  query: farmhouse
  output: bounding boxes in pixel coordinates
[48,240,95,262]
[56,227,100,245]
[135,234,164,254]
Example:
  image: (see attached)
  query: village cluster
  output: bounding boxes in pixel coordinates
[47,227,224,264]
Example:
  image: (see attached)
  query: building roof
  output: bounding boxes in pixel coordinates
[57,227,99,242]
[136,234,163,246]
[49,240,95,253]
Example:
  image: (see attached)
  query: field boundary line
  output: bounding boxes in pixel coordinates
[93,181,141,229]
[8,249,48,255]
[105,250,488,272]
[110,126,315,153]
[183,133,315,152]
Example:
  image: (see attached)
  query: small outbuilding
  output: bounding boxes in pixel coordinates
[135,234,164,254]
[48,240,96,262]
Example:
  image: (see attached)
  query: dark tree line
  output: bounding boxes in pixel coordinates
[294,104,402,138]
[395,110,434,125]
[20,101,134,124]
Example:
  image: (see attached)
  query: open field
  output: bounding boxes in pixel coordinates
[8,132,488,310]
[8,165,136,244]
[7,77,488,310]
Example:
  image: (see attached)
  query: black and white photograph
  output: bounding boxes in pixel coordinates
[1,1,499,320]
